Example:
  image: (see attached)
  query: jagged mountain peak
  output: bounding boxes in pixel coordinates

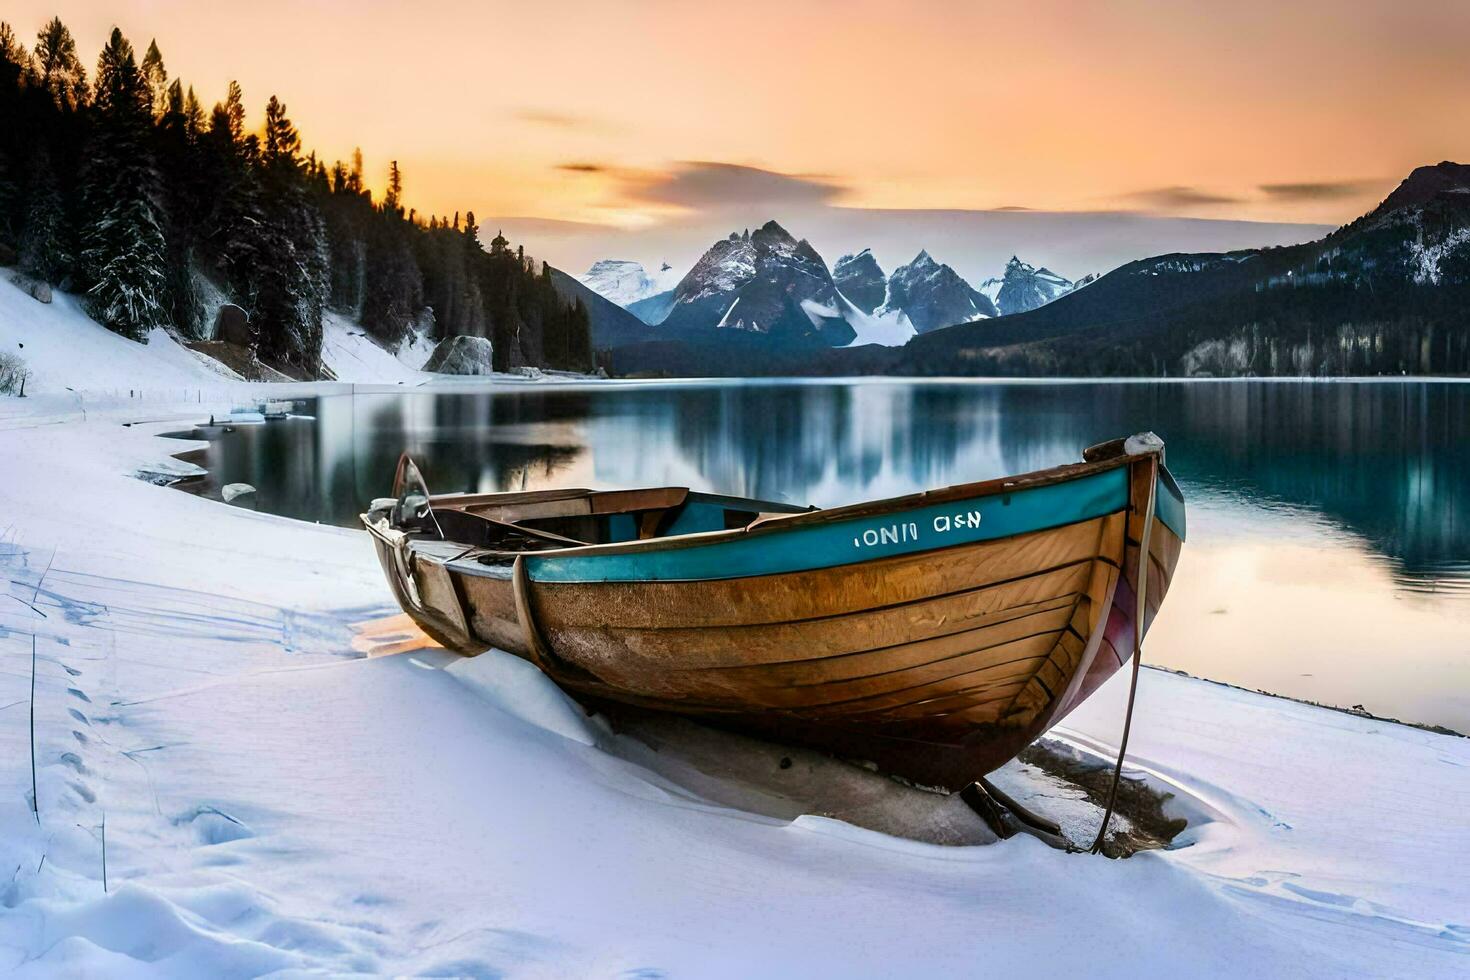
[660,220,852,345]
[983,256,1076,317]
[878,250,995,333]
[833,249,886,315]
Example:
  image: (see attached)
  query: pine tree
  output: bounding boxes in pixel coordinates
[201,81,267,309]
[238,95,328,375]
[385,160,402,214]
[0,151,18,248]
[182,85,204,138]
[140,39,166,119]
[33,17,86,110]
[0,22,28,69]
[78,28,168,342]
[222,80,245,142]
[19,145,69,284]
[156,75,213,335]
[361,216,422,346]
[569,297,593,371]
[456,210,485,338]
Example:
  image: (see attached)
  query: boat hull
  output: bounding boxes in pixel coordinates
[366,448,1183,789]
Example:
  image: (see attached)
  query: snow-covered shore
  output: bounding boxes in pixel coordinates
[2,285,1468,976]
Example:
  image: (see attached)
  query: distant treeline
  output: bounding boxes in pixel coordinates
[0,18,592,377]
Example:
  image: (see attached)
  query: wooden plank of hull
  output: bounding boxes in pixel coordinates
[656,628,1063,711]
[454,573,527,656]
[679,591,1081,688]
[549,561,1092,676]
[532,515,1117,632]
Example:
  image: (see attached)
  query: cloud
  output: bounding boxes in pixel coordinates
[621,161,847,210]
[513,109,597,129]
[1258,179,1384,201]
[1123,185,1242,209]
[556,162,606,173]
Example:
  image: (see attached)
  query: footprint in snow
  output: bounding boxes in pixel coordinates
[175,804,254,846]
[1281,881,1358,907]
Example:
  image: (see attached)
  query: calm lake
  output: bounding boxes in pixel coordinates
[187,379,1470,733]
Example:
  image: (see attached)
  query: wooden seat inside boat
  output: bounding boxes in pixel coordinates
[409,486,813,558]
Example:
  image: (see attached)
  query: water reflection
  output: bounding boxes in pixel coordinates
[192,379,1470,730]
[203,380,1470,590]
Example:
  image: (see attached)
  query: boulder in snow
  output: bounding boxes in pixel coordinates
[221,482,257,504]
[424,335,495,375]
[214,303,255,347]
[8,273,52,304]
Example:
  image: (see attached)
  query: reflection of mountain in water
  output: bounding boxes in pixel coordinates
[197,381,1470,593]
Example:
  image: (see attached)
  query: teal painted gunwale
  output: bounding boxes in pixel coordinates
[525,465,1186,585]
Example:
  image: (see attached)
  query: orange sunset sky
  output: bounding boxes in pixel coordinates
[11,0,1470,277]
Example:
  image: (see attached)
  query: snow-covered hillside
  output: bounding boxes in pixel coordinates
[0,276,239,394]
[842,296,918,347]
[319,311,433,384]
[0,277,438,393]
[578,259,680,307]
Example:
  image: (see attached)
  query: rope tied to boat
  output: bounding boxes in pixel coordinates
[1090,454,1158,855]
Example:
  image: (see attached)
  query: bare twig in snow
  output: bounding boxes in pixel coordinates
[30,634,38,823]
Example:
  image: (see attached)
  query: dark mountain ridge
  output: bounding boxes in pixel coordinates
[898,161,1470,376]
[547,267,650,349]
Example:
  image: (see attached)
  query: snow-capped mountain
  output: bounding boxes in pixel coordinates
[877,251,998,333]
[643,227,1004,347]
[577,259,680,308]
[832,249,886,314]
[589,222,1096,349]
[660,221,855,346]
[978,257,1078,317]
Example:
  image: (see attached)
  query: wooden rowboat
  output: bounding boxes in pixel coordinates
[362,433,1185,790]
